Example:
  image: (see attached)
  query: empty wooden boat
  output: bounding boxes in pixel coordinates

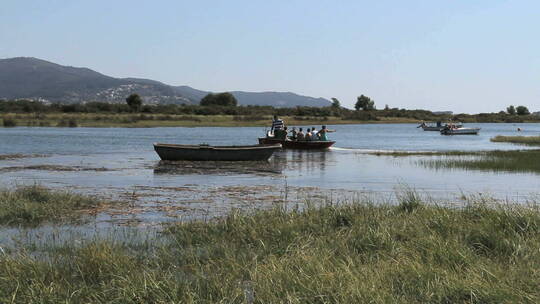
[153,143,281,161]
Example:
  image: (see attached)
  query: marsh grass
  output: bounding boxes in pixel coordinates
[418,150,540,174]
[0,154,41,160]
[369,150,478,157]
[491,135,540,146]
[1,196,539,303]
[0,185,101,226]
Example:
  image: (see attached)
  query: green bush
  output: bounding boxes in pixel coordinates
[2,117,17,127]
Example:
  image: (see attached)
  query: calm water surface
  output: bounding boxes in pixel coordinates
[1,123,539,210]
[1,123,540,243]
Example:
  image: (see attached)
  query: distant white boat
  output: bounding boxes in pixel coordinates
[440,127,481,135]
[418,121,462,131]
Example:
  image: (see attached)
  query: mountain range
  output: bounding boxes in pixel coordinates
[0,57,331,107]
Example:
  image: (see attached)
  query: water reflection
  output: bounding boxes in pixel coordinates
[153,160,283,176]
[281,150,331,173]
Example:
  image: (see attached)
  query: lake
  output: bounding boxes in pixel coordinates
[1,123,539,226]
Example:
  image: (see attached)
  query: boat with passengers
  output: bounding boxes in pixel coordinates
[259,116,335,149]
[259,135,335,149]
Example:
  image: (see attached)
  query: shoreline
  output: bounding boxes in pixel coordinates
[1,113,418,128]
[2,113,540,128]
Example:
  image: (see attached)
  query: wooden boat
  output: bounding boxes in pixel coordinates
[153,143,281,161]
[440,127,481,135]
[258,137,335,150]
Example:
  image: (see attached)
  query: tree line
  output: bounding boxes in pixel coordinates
[1,92,537,123]
[506,105,530,116]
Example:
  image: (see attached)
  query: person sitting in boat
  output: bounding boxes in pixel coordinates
[282,126,290,140]
[290,127,298,140]
[310,127,318,140]
[296,128,305,141]
[318,125,335,141]
[305,128,313,141]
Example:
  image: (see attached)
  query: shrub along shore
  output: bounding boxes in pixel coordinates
[0,186,539,303]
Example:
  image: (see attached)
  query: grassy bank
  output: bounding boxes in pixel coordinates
[1,113,417,128]
[491,135,540,146]
[417,150,540,174]
[1,196,540,303]
[0,186,103,226]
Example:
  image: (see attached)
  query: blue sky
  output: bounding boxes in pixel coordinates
[1,0,539,113]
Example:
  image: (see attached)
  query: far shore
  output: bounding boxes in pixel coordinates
[3,113,540,128]
[1,113,419,128]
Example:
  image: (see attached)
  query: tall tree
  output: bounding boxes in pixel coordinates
[331,98,341,108]
[507,105,516,115]
[516,105,530,115]
[355,95,375,111]
[125,93,142,112]
[200,92,238,106]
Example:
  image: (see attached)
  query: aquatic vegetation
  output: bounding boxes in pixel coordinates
[368,150,477,157]
[418,150,540,174]
[491,135,540,146]
[0,164,113,173]
[1,197,539,303]
[0,154,43,160]
[0,185,102,226]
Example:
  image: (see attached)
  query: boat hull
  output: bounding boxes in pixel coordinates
[422,124,462,131]
[440,128,481,135]
[153,143,281,161]
[258,138,335,149]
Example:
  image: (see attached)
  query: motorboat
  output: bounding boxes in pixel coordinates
[418,121,463,131]
[440,127,480,135]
